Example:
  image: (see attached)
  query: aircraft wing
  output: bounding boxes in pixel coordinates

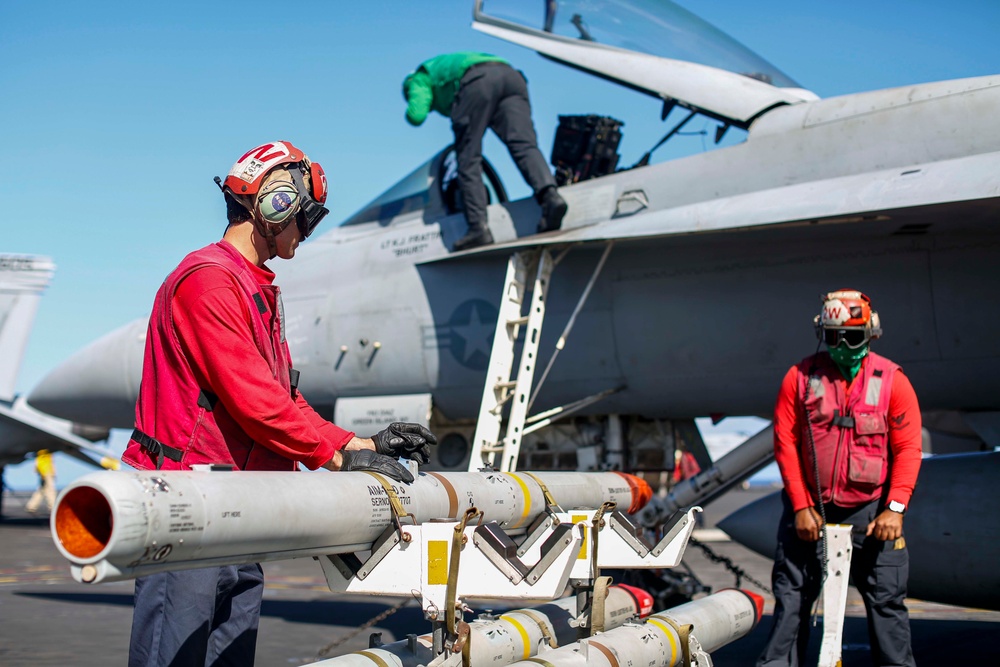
[423,149,1000,263]
[0,397,114,468]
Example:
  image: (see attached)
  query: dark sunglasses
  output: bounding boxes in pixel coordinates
[823,328,869,349]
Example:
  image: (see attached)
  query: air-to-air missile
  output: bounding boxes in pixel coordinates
[307,584,654,667]
[49,466,765,665]
[51,468,651,583]
[636,425,774,528]
[504,588,764,667]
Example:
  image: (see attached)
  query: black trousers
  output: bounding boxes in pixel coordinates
[129,564,264,667]
[757,493,915,667]
[451,62,555,229]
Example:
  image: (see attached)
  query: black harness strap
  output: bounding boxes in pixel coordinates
[831,409,855,429]
[131,428,184,470]
[252,293,267,315]
[289,368,300,399]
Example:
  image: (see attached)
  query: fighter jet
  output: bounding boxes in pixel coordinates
[0,254,115,490]
[28,0,1000,471]
[20,0,1000,611]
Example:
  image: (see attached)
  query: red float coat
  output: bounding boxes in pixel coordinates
[123,241,353,471]
[773,351,922,511]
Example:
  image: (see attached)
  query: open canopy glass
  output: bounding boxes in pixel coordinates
[480,0,800,88]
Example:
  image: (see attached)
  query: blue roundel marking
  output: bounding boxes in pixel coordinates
[271,192,293,212]
[446,299,497,371]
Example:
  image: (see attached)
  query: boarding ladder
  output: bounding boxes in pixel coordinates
[467,242,616,472]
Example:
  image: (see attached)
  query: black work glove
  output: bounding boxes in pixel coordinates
[339,449,414,484]
[372,422,438,465]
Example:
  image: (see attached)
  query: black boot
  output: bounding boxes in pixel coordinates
[453,225,494,252]
[536,186,568,233]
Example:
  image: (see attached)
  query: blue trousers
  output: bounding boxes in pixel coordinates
[757,494,915,667]
[129,564,264,667]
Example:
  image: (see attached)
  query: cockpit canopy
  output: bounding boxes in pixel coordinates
[341,147,507,227]
[483,0,801,88]
[474,0,817,126]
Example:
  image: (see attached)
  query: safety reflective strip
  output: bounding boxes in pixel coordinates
[428,540,449,585]
[647,618,677,665]
[427,472,458,518]
[500,614,532,659]
[504,473,533,530]
[356,650,391,667]
[588,640,620,666]
[865,376,883,407]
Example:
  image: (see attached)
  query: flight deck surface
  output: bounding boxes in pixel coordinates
[3,487,998,666]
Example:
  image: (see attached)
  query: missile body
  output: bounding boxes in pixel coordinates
[308,585,653,666]
[637,425,774,528]
[52,469,651,583]
[505,589,763,667]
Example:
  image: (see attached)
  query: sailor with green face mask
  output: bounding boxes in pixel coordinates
[758,289,923,667]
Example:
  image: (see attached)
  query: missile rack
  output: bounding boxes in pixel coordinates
[317,481,703,666]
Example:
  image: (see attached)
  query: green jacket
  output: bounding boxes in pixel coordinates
[403,52,508,125]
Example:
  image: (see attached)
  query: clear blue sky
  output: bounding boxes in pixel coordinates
[2,0,998,490]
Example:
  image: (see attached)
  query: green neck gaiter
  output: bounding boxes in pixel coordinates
[827,343,869,381]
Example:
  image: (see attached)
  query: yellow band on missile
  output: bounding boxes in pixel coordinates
[503,473,533,530]
[647,617,677,665]
[500,613,532,659]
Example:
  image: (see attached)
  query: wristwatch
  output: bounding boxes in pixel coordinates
[888,500,906,514]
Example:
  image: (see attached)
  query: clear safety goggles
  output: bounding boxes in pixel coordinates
[823,327,869,349]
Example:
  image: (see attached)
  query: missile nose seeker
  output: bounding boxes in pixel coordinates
[51,469,653,583]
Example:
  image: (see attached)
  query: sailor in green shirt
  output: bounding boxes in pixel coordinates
[403,52,567,251]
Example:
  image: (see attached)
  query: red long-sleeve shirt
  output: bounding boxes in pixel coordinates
[171,256,353,470]
[773,356,922,512]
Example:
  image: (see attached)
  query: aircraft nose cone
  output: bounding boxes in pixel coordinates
[28,318,147,428]
[716,489,783,559]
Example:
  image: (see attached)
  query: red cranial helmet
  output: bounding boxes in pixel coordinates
[813,289,882,349]
[219,141,329,258]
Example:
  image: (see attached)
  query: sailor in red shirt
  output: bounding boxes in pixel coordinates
[125,142,437,667]
[757,290,921,667]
